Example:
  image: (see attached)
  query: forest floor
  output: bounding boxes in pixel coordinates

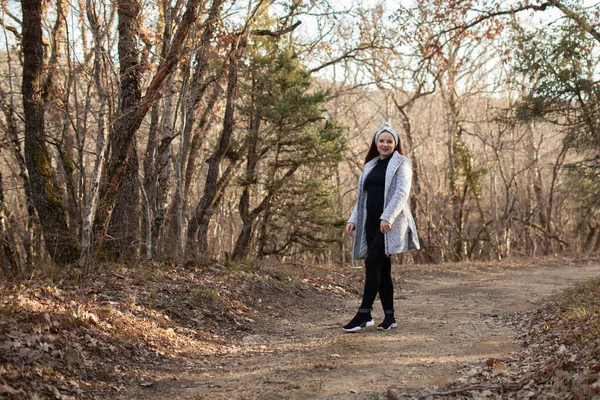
[1,255,600,399]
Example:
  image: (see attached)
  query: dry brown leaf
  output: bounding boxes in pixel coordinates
[39,342,52,352]
[492,360,504,376]
[64,349,81,370]
[85,312,99,325]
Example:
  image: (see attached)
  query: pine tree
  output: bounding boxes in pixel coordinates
[233,50,347,260]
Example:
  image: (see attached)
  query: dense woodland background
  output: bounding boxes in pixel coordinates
[0,0,599,273]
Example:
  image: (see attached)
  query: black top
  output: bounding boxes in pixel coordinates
[364,156,390,220]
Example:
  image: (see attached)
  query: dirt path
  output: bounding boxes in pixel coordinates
[125,258,600,400]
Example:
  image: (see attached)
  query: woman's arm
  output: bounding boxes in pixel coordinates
[348,201,359,226]
[347,173,364,226]
[380,158,412,225]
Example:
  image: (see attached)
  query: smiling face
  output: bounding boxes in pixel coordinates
[376,131,396,159]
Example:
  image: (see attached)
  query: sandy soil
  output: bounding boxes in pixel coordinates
[123,257,600,400]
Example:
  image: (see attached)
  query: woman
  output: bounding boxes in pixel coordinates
[344,122,420,332]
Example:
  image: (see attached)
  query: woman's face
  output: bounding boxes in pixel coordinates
[376,131,395,158]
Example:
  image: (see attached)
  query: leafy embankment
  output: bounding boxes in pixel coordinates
[0,262,357,400]
[391,278,600,399]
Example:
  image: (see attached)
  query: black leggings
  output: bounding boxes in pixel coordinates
[359,220,393,312]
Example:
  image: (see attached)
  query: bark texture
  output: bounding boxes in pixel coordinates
[22,0,78,265]
[103,0,142,260]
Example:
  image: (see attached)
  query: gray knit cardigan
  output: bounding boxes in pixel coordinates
[348,152,420,259]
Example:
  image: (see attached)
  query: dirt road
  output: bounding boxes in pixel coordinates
[125,257,600,400]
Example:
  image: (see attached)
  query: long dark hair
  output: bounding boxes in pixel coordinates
[364,132,404,165]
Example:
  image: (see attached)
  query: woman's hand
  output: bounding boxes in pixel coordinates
[345,223,356,236]
[380,220,392,234]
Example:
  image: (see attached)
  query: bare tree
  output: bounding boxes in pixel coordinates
[0,14,36,268]
[187,34,248,261]
[91,0,207,257]
[80,0,113,269]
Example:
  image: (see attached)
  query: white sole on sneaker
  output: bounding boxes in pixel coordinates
[377,322,398,331]
[343,319,375,332]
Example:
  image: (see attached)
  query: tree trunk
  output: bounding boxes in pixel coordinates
[231,162,258,260]
[162,0,226,259]
[174,117,186,261]
[80,1,110,269]
[395,103,430,263]
[256,152,300,258]
[162,85,219,259]
[443,81,465,261]
[546,141,569,251]
[188,36,247,261]
[47,0,81,230]
[101,0,142,260]
[180,0,226,185]
[232,79,261,260]
[141,102,161,258]
[22,0,78,265]
[152,134,174,250]
[106,149,141,259]
[0,172,20,274]
[0,79,36,269]
[184,85,221,199]
[144,0,175,256]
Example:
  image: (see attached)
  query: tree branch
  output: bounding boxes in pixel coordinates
[432,1,600,47]
[0,18,20,41]
[432,2,551,41]
[548,0,600,44]
[252,20,301,37]
[309,44,380,73]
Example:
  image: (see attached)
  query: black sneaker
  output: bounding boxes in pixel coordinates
[343,313,374,332]
[377,317,397,330]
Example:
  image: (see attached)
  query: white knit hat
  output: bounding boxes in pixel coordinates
[374,122,398,147]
